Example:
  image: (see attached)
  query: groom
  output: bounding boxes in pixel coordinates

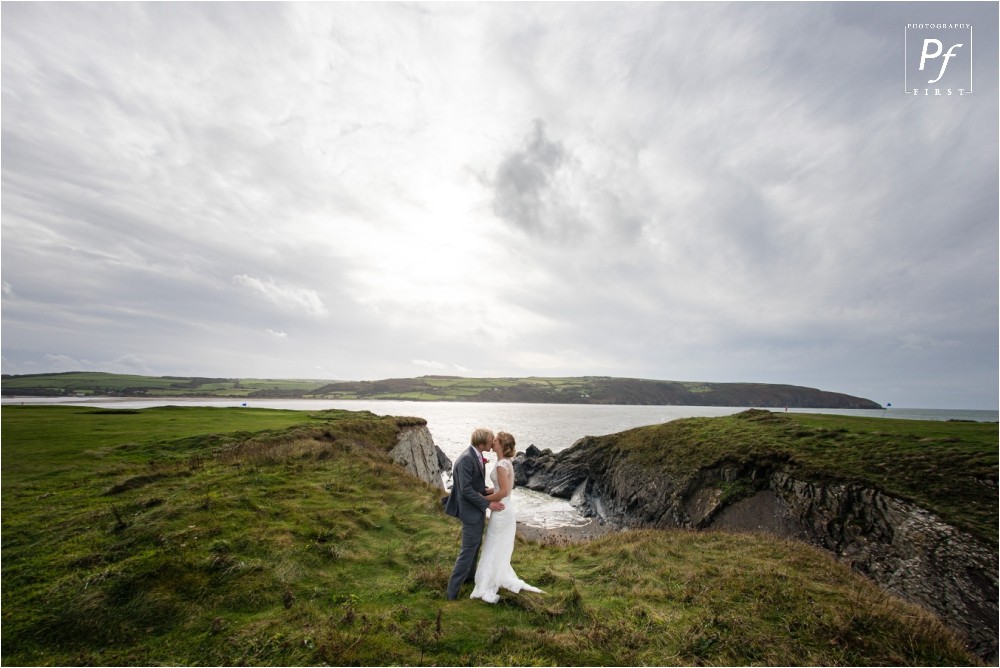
[444,427,505,600]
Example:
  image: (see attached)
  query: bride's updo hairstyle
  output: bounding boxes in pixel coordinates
[497,431,516,459]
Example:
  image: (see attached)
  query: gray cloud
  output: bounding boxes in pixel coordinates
[1,2,996,407]
[492,119,570,237]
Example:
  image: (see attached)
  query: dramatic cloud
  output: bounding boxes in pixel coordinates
[2,2,996,408]
[493,119,570,238]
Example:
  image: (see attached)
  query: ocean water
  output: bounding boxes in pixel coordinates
[5,398,996,528]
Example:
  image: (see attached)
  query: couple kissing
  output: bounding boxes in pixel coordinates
[443,428,543,602]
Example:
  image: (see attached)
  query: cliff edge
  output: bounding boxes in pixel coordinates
[514,410,998,662]
[388,419,452,490]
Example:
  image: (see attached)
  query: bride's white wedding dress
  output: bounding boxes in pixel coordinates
[470,458,544,603]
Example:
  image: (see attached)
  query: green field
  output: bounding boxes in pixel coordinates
[2,372,884,407]
[0,406,979,665]
[0,373,636,401]
[299,376,594,401]
[0,373,601,401]
[0,372,328,398]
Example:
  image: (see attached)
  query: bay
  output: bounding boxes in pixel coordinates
[4,397,996,528]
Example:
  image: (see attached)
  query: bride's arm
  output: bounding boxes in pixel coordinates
[483,462,513,501]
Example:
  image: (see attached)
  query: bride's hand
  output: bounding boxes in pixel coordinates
[484,487,494,495]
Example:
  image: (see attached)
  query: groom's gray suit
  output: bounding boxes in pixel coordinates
[444,445,491,599]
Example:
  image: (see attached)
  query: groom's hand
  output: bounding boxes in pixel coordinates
[488,501,505,512]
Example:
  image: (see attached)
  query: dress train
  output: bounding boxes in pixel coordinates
[470,459,543,603]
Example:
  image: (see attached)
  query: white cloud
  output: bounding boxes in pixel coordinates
[1,2,996,408]
[42,354,88,370]
[37,353,154,375]
[413,359,447,371]
[232,275,327,318]
[105,354,156,376]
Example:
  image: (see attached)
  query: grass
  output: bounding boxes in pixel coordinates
[599,409,997,545]
[314,377,607,401]
[1,406,320,478]
[1,406,980,665]
[0,372,329,398]
[4,372,886,408]
[0,373,588,401]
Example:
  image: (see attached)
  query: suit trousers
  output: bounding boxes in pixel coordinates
[447,515,485,600]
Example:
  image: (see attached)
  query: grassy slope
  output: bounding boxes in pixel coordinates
[1,406,977,665]
[0,372,326,397]
[2,372,882,407]
[595,410,997,545]
[0,373,594,400]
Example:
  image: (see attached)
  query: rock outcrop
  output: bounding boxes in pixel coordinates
[389,422,451,490]
[514,437,999,663]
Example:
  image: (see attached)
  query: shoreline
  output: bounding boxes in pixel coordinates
[3,397,996,422]
[516,518,615,545]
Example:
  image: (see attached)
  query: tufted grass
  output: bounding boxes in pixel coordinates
[1,405,979,665]
[603,409,998,545]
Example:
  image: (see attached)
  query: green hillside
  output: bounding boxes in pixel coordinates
[0,372,323,398]
[0,405,975,665]
[1,372,882,408]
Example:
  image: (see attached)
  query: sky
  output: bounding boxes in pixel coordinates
[2,2,997,409]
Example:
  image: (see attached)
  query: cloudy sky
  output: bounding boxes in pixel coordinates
[2,2,997,409]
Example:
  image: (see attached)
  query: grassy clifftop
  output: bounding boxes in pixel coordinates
[1,406,976,665]
[1,371,881,408]
[579,410,998,545]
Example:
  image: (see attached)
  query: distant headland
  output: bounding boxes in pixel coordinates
[0,372,881,409]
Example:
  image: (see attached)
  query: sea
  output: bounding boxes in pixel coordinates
[4,397,996,529]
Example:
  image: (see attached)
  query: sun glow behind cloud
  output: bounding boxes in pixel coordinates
[1,2,996,407]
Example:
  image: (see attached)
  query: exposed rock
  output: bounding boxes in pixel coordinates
[436,445,453,474]
[768,472,998,662]
[389,424,451,490]
[514,440,999,663]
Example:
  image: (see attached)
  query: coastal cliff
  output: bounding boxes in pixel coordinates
[514,410,999,662]
[3,405,979,666]
[388,420,452,490]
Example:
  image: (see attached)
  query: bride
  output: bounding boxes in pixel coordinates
[470,431,544,603]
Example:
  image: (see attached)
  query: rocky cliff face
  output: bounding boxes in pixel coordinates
[515,441,999,662]
[389,424,452,490]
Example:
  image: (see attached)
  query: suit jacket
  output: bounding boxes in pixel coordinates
[444,446,490,523]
